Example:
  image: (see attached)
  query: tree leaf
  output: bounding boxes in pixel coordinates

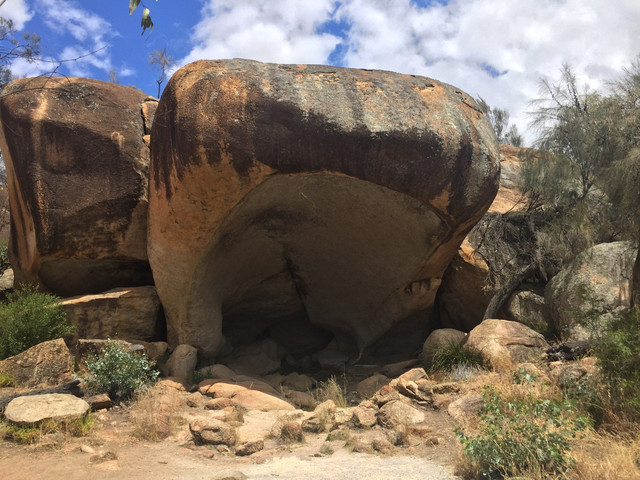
[129,0,141,15]
[141,8,154,35]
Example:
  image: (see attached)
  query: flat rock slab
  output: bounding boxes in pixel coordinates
[4,393,90,425]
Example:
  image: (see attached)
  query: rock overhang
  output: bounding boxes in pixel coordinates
[148,58,500,365]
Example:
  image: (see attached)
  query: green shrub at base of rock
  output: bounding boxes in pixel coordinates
[456,386,590,479]
[83,340,159,401]
[593,308,640,418]
[428,340,487,374]
[0,285,74,360]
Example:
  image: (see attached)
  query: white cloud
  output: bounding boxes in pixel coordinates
[26,0,114,77]
[182,0,340,65]
[334,0,640,144]
[0,0,33,29]
[178,0,640,145]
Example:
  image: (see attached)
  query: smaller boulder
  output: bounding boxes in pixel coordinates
[189,417,236,446]
[355,374,389,399]
[4,393,89,425]
[282,372,315,392]
[465,319,548,371]
[421,328,467,369]
[352,402,378,428]
[165,344,198,381]
[0,338,72,387]
[222,339,281,376]
[447,392,483,423]
[235,439,264,456]
[504,287,553,335]
[377,400,425,428]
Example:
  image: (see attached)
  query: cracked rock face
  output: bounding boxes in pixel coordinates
[149,59,500,363]
[0,77,156,296]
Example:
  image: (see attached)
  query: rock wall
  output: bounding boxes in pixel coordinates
[149,59,500,362]
[0,77,157,296]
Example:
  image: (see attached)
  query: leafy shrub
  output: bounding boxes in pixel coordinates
[429,341,487,374]
[593,308,640,417]
[84,340,159,401]
[456,386,590,479]
[0,285,74,360]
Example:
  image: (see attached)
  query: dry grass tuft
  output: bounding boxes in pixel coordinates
[130,389,185,441]
[313,376,348,408]
[569,433,640,480]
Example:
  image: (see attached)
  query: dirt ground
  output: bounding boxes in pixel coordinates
[0,380,463,480]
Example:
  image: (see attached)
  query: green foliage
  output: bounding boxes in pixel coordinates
[0,285,74,360]
[593,308,640,417]
[84,340,159,401]
[429,341,487,374]
[476,96,524,146]
[456,386,590,479]
[0,241,9,273]
[512,366,539,384]
[0,372,15,387]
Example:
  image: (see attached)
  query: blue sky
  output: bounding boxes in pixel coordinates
[3,0,640,145]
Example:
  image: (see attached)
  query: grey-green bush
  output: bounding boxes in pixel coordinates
[83,340,159,401]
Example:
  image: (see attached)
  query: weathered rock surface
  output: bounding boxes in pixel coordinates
[0,77,157,296]
[60,286,162,342]
[148,59,500,362]
[465,319,548,371]
[545,241,636,340]
[447,392,483,423]
[0,338,72,387]
[4,393,89,425]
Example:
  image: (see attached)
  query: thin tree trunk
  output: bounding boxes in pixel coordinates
[483,264,538,320]
[631,243,640,310]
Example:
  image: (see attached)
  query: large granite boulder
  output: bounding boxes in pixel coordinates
[149,59,500,362]
[0,77,157,296]
[545,241,637,340]
[4,393,90,425]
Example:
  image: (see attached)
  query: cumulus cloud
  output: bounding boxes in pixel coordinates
[23,0,114,78]
[0,0,33,29]
[182,0,640,145]
[182,0,341,65]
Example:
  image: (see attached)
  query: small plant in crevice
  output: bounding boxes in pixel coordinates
[83,340,159,401]
[456,385,591,479]
[429,341,488,375]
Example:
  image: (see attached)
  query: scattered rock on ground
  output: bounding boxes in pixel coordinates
[355,374,389,399]
[201,382,294,412]
[377,400,425,428]
[189,417,236,446]
[4,393,90,425]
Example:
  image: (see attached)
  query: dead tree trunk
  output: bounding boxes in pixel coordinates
[482,264,538,320]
